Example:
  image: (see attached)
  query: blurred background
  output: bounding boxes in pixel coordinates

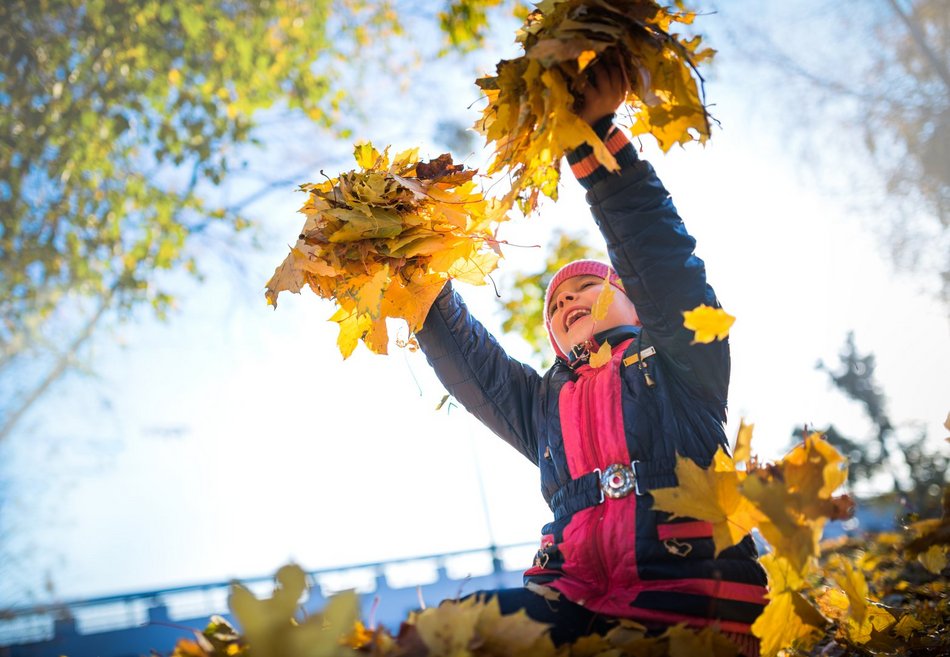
[1,0,947,630]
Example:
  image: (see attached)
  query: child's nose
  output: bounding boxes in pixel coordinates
[557,291,576,307]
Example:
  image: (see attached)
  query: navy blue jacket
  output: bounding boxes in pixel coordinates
[417,156,767,633]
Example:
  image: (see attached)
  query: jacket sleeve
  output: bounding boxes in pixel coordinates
[416,282,542,465]
[586,159,730,403]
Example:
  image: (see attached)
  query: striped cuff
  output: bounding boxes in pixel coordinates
[566,114,638,189]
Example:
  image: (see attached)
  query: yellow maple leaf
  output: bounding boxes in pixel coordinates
[446,247,501,286]
[732,419,754,467]
[588,340,612,368]
[682,304,735,344]
[664,624,739,657]
[741,473,822,574]
[753,554,824,657]
[413,595,483,656]
[354,265,390,318]
[329,306,372,360]
[741,434,849,572]
[353,141,381,170]
[650,448,762,556]
[474,596,557,657]
[783,432,848,502]
[589,273,615,322]
[823,555,895,644]
[265,255,306,307]
[229,564,361,657]
[364,317,390,356]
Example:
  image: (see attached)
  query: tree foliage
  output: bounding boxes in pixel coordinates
[1,0,352,350]
[0,0,523,441]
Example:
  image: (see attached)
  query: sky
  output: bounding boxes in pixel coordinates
[2,2,948,608]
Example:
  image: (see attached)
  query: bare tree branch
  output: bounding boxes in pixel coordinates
[0,288,113,443]
[886,0,950,92]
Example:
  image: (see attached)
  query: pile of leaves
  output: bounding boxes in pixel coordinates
[265,144,501,358]
[650,425,949,656]
[170,432,949,657]
[476,0,714,215]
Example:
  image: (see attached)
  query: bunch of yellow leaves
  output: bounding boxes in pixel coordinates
[651,427,858,656]
[265,144,502,358]
[476,0,714,215]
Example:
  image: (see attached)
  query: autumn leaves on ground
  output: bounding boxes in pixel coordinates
[171,428,950,657]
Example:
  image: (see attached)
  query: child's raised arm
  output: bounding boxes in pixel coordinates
[417,283,543,465]
[571,64,730,404]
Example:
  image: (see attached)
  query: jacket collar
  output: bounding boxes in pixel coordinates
[564,325,641,369]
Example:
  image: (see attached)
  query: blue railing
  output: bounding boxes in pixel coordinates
[1,542,537,656]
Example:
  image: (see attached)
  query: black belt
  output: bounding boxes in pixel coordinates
[549,458,678,521]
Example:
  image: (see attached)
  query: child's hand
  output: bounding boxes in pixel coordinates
[575,60,629,126]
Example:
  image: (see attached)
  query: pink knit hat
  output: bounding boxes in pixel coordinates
[544,260,625,360]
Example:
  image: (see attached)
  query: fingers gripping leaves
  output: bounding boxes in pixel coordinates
[475,0,715,216]
[265,144,501,359]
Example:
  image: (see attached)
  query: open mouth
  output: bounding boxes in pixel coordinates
[564,308,590,330]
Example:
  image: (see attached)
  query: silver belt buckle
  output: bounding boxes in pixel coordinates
[599,462,638,499]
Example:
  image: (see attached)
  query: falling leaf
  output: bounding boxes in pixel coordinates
[741,433,849,572]
[782,432,848,501]
[266,143,502,358]
[650,448,763,556]
[588,340,612,368]
[741,473,823,574]
[733,419,754,466]
[682,304,735,344]
[589,273,615,322]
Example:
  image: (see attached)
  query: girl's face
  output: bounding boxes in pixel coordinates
[548,274,640,356]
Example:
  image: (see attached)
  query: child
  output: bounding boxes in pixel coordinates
[415,65,768,655]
